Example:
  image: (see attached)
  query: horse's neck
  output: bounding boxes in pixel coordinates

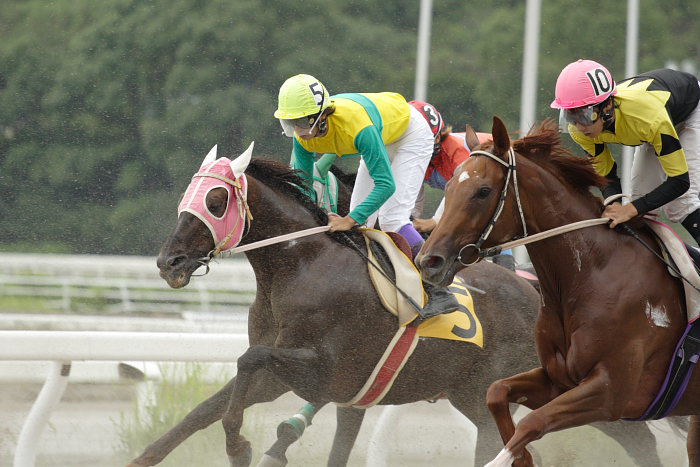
[241,178,351,277]
[519,169,608,281]
[520,169,601,235]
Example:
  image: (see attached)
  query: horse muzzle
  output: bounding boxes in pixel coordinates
[157,253,196,289]
[416,253,460,287]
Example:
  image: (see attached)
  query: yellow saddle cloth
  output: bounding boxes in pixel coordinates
[362,228,483,347]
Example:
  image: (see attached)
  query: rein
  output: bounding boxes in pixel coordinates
[456,147,615,262]
[195,226,331,275]
[480,218,611,257]
[458,160,700,294]
[219,226,331,256]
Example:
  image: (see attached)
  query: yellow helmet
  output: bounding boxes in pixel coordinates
[274,74,331,120]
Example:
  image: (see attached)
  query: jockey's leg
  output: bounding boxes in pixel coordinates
[397,222,458,318]
[665,101,700,246]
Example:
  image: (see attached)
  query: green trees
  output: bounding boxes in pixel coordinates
[0,0,697,254]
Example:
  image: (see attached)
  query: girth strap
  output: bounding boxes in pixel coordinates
[631,320,700,420]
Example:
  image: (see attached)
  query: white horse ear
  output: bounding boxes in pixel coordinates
[230,141,254,178]
[201,144,218,168]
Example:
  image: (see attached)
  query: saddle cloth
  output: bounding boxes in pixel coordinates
[361,228,483,346]
[339,229,484,409]
[645,218,700,323]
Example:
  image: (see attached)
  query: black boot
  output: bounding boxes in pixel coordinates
[492,253,516,271]
[420,282,460,319]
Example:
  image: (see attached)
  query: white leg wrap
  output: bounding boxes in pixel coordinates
[484,447,515,467]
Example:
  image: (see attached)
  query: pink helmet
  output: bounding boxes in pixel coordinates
[550,59,617,109]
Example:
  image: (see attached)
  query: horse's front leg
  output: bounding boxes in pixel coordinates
[256,404,365,467]
[224,345,324,467]
[485,366,620,467]
[126,377,236,467]
[485,367,563,467]
[127,370,289,467]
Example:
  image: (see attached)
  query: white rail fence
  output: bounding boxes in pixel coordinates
[1,330,482,467]
[0,253,256,315]
[0,330,249,467]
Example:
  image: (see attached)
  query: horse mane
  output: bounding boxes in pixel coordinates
[329,164,357,189]
[245,158,364,248]
[511,119,607,198]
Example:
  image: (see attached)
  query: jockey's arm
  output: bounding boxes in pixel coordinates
[631,122,690,214]
[348,126,396,226]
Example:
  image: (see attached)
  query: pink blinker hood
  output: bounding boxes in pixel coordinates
[177,143,254,252]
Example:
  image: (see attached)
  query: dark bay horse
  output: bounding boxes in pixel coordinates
[129,144,679,467]
[416,116,700,466]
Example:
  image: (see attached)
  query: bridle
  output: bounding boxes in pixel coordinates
[179,169,253,276]
[456,147,528,266]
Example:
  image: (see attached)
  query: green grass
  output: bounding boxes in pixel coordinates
[113,363,235,466]
[0,295,54,313]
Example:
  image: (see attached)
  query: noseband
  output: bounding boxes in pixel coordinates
[456,148,527,266]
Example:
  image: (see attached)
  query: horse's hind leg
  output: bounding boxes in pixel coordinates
[688,415,700,467]
[590,420,662,467]
[256,402,328,467]
[327,407,366,467]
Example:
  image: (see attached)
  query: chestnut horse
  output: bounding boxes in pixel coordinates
[416,116,700,466]
[129,144,681,467]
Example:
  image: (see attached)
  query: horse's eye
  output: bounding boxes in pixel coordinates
[476,186,492,199]
[206,188,229,217]
[208,199,225,215]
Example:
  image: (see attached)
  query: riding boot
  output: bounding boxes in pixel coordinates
[420,282,460,319]
[492,253,516,271]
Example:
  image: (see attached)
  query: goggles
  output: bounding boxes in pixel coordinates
[562,104,602,126]
[279,114,323,137]
[279,91,326,138]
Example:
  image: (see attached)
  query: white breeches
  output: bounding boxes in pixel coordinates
[632,98,700,222]
[351,105,434,232]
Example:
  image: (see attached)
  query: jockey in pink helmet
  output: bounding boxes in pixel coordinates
[552,59,700,248]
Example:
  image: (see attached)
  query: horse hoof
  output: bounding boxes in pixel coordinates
[255,454,287,467]
[228,444,253,467]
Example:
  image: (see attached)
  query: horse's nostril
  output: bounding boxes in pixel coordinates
[425,255,443,270]
[166,254,186,269]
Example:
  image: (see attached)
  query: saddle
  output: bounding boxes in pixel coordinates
[645,218,700,323]
[362,228,425,326]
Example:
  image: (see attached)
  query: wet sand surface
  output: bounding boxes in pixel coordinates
[0,380,689,467]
